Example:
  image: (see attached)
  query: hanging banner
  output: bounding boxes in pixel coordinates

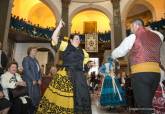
[85,33,98,52]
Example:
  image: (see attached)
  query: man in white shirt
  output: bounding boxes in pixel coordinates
[111,19,164,114]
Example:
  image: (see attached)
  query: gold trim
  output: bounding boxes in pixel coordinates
[131,62,160,74]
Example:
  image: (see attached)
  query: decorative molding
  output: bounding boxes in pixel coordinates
[72,0,109,3]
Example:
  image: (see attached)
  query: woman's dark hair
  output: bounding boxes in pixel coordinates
[6,61,18,70]
[67,34,77,44]
[69,34,79,40]
[27,46,38,55]
[69,34,74,40]
[87,60,93,64]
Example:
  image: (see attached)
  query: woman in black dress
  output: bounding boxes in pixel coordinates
[37,20,92,114]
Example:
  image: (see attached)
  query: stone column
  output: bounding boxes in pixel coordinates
[110,0,122,48]
[68,22,72,36]
[61,0,71,37]
[110,22,115,49]
[0,0,13,53]
[54,0,71,65]
[121,17,127,39]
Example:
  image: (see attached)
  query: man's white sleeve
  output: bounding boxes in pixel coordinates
[111,34,136,59]
[150,29,164,42]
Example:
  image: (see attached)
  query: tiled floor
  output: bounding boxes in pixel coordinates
[91,94,130,114]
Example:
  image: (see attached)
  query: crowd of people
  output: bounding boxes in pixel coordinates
[10,15,54,39]
[10,15,111,42]
[147,18,165,31]
[10,15,165,44]
[0,17,165,114]
[0,42,43,114]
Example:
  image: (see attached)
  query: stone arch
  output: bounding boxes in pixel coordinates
[121,0,156,21]
[26,43,55,57]
[37,47,55,74]
[70,4,113,23]
[40,0,61,23]
[120,0,156,39]
[27,3,56,26]
[37,45,55,57]
[14,43,55,67]
[37,47,55,61]
[69,4,113,48]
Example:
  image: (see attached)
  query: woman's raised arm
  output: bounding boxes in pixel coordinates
[51,19,65,45]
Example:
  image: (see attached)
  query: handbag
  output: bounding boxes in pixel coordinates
[8,86,28,99]
[8,74,28,99]
[152,81,165,114]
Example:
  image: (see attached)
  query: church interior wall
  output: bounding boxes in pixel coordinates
[14,43,55,67]
[10,0,165,68]
[121,0,165,21]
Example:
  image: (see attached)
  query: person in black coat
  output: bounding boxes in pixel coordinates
[0,84,10,114]
[0,42,8,76]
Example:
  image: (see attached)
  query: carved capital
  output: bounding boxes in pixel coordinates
[61,0,71,7]
[110,0,120,8]
[110,0,120,4]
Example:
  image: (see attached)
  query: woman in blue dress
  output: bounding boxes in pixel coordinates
[99,57,126,107]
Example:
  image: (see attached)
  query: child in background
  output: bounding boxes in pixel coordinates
[99,57,126,107]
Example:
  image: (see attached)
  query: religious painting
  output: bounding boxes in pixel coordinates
[85,33,98,52]
[84,21,97,34]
